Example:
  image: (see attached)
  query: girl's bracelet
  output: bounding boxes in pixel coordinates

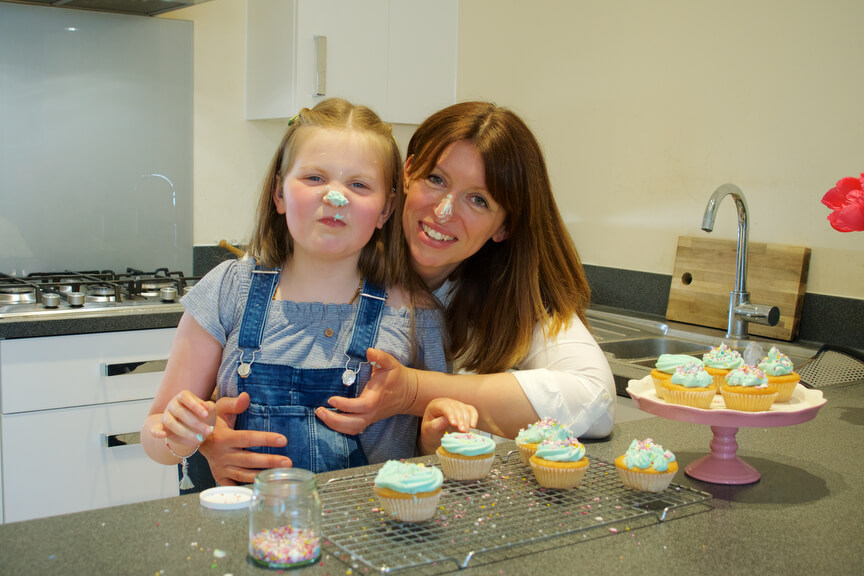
[165,439,199,460]
[166,439,199,490]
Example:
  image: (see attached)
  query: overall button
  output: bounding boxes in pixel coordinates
[324,328,334,338]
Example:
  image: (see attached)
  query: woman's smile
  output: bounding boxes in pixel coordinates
[403,140,507,288]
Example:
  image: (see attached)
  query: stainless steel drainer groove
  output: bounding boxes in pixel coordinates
[319,453,712,574]
[798,344,864,389]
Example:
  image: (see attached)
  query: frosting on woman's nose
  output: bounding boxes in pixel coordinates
[434,193,454,223]
[323,189,350,207]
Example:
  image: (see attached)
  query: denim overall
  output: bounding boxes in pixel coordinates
[234,267,386,473]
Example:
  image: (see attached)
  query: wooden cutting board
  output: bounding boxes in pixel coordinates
[665,236,810,341]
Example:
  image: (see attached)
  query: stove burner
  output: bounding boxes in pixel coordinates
[0,286,37,304]
[85,285,116,302]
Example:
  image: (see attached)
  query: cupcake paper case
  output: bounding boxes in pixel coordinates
[529,437,590,489]
[373,460,443,522]
[436,432,496,480]
[615,438,678,493]
[758,347,800,402]
[514,417,571,466]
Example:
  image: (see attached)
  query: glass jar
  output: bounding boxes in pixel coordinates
[248,468,322,569]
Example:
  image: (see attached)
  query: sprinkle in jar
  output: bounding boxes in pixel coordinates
[249,468,321,569]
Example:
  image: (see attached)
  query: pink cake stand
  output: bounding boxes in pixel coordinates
[626,376,826,485]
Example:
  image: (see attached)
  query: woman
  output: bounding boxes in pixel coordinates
[199,102,615,486]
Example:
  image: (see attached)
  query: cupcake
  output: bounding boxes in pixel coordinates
[529,437,589,489]
[661,362,716,409]
[373,460,443,522]
[436,432,496,480]
[758,347,800,402]
[720,365,778,412]
[702,343,745,389]
[650,354,704,398]
[615,438,678,492]
[514,417,571,466]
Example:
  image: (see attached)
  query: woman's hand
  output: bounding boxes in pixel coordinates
[316,348,420,435]
[418,398,478,455]
[198,392,292,486]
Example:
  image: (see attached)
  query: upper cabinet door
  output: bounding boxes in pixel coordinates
[246,0,457,123]
[294,0,389,113]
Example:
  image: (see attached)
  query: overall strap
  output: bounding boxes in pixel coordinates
[237,266,280,352]
[343,280,387,375]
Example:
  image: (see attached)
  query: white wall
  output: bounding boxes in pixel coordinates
[456,0,864,299]
[166,0,863,300]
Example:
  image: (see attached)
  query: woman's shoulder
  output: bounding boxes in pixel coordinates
[384,285,440,311]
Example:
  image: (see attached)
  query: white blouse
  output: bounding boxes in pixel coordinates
[436,280,616,438]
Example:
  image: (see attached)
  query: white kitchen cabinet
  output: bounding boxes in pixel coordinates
[0,329,178,523]
[245,0,458,124]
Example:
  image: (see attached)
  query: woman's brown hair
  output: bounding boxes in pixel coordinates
[406,101,591,374]
[247,98,403,290]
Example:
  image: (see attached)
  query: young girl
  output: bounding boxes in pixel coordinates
[142,98,452,482]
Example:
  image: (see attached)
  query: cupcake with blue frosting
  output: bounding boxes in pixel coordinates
[661,362,716,409]
[436,432,496,480]
[720,365,778,412]
[529,437,589,489]
[373,460,443,522]
[758,347,800,402]
[651,354,704,399]
[615,438,678,492]
[514,417,572,466]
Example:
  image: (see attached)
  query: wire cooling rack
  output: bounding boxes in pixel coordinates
[319,452,712,574]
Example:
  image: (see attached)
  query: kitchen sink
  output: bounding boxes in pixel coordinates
[599,337,708,361]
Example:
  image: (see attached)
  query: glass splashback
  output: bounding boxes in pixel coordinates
[0,3,193,275]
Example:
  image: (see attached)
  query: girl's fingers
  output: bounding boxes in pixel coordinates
[164,394,213,443]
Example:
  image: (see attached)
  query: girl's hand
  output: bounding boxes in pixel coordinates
[317,348,419,435]
[153,390,218,451]
[419,398,479,455]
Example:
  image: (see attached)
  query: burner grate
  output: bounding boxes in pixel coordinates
[319,452,712,574]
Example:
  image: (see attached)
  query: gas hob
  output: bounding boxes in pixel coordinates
[0,268,198,321]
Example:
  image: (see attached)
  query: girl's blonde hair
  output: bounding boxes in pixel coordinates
[406,101,591,374]
[247,98,403,290]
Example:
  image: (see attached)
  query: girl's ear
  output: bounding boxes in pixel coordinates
[376,192,396,229]
[272,177,287,214]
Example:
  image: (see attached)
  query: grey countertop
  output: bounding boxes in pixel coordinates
[0,308,182,339]
[1,383,861,575]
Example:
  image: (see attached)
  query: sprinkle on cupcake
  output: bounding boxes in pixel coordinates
[724,364,769,388]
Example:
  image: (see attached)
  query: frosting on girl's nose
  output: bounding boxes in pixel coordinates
[323,189,350,207]
[434,193,453,223]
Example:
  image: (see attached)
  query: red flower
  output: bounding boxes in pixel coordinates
[822,173,864,232]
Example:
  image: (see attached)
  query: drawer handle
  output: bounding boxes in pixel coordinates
[314,35,327,96]
[103,432,141,447]
[104,359,168,377]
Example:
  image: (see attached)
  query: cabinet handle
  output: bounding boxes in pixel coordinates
[103,432,141,448]
[103,358,168,376]
[104,359,168,377]
[314,35,327,96]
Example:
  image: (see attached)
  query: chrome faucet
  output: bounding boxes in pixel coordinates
[701,184,780,340]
